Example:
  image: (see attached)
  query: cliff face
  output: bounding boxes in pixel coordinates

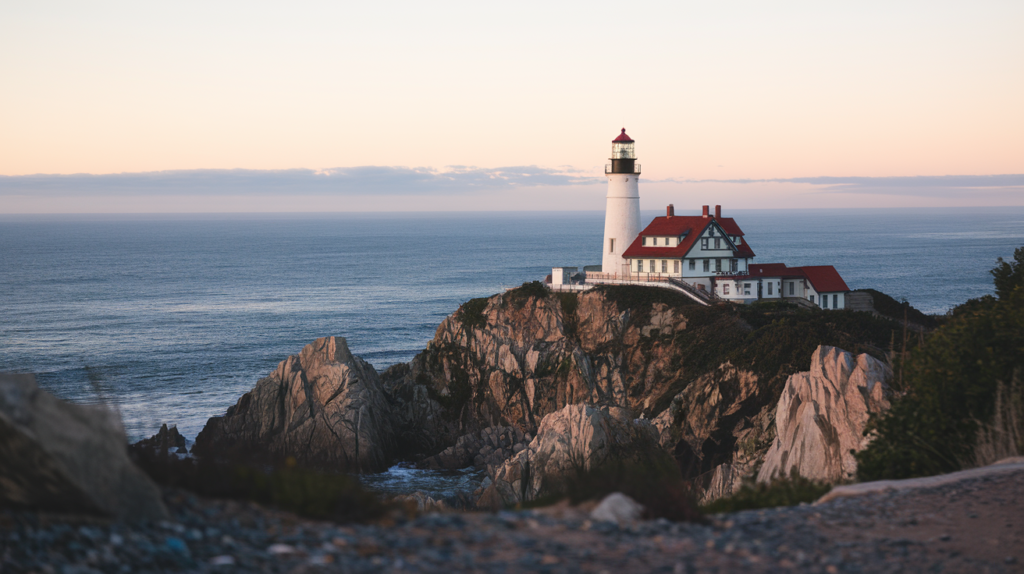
[194,283,897,499]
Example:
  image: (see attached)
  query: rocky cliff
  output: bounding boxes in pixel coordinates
[381,283,896,497]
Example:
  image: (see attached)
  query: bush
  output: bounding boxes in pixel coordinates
[528,457,705,523]
[700,475,832,514]
[458,297,490,328]
[130,450,386,523]
[856,249,1024,480]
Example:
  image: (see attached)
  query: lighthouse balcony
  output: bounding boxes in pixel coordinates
[605,163,641,175]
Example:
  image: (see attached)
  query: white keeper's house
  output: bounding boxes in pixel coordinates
[548,128,851,309]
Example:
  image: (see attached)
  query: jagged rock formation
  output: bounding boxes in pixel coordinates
[132,423,188,455]
[416,425,528,472]
[758,346,891,484]
[193,337,395,472]
[478,404,666,507]
[381,287,711,455]
[0,373,167,521]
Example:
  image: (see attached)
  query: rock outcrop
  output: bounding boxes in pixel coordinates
[416,425,528,472]
[132,423,188,455]
[193,337,395,472]
[0,373,167,521]
[478,404,667,507]
[757,346,891,484]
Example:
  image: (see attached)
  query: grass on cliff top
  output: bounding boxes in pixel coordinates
[593,284,701,310]
[130,449,386,523]
[855,288,940,329]
[700,475,832,514]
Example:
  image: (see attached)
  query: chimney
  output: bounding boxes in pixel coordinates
[702,205,709,218]
[715,205,722,219]
[666,204,675,217]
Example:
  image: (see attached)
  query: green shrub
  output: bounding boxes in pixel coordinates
[700,475,832,514]
[458,297,489,328]
[504,281,550,308]
[856,249,1024,480]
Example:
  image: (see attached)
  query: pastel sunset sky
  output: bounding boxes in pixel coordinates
[2,1,1022,212]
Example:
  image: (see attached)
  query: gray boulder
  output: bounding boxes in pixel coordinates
[479,403,664,507]
[193,337,395,472]
[757,346,891,484]
[0,373,167,521]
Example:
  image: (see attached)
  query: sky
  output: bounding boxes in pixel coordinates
[1,1,1022,213]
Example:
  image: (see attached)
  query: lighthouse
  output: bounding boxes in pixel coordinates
[601,128,642,275]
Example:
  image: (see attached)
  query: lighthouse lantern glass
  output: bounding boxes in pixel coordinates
[611,141,635,159]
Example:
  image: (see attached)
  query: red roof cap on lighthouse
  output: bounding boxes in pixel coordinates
[613,128,634,143]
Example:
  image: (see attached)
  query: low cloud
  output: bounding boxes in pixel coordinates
[663,174,1024,197]
[0,166,601,196]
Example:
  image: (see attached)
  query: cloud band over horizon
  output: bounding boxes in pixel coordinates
[2,168,1023,199]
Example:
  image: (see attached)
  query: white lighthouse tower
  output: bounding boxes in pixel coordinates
[601,128,642,275]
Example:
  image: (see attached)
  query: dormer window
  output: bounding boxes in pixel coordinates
[642,237,647,246]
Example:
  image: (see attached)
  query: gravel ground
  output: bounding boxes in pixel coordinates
[2,470,1021,573]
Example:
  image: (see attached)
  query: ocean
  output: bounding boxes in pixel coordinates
[2,207,1023,444]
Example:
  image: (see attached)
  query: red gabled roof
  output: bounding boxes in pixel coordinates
[622,215,755,259]
[740,263,850,293]
[613,128,634,143]
[799,265,850,293]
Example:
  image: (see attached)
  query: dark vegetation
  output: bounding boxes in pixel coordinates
[855,288,940,329]
[504,281,550,308]
[129,444,386,523]
[857,246,1024,480]
[700,475,832,514]
[652,299,905,414]
[457,297,490,328]
[524,426,705,523]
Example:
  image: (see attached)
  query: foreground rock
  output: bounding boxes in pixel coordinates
[0,373,167,521]
[479,403,667,507]
[757,345,891,484]
[193,337,395,472]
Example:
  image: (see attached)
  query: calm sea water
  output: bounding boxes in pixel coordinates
[2,208,1022,444]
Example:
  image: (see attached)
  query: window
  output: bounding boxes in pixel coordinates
[834,294,839,308]
[789,282,795,296]
[649,260,655,273]
[637,260,643,272]
[662,260,667,273]
[709,227,715,237]
[642,237,647,246]
[822,294,829,308]
[689,259,696,270]
[768,282,773,295]
[715,259,722,272]
[674,260,680,273]
[736,237,742,245]
[609,238,615,253]
[730,258,738,272]
[703,259,710,272]
[724,284,730,295]
[810,295,815,304]
[714,238,721,250]
[701,238,709,249]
